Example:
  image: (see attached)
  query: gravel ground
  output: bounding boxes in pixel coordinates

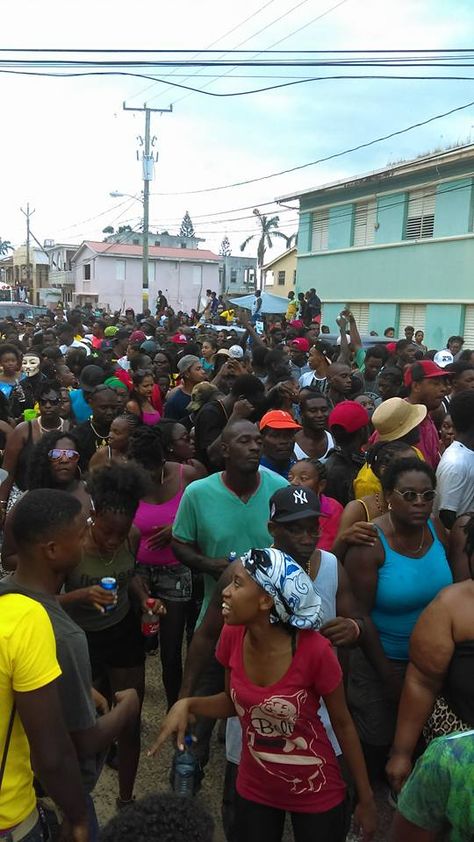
[94,658,394,840]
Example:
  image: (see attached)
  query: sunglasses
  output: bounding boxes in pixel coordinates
[48,449,80,462]
[393,489,436,503]
[40,397,60,406]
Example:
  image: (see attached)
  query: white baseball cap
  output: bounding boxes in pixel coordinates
[229,344,244,359]
[433,350,454,368]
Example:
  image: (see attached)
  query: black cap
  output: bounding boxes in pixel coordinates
[79,365,105,393]
[269,486,325,523]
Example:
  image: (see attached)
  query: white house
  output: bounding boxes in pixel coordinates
[71,241,220,313]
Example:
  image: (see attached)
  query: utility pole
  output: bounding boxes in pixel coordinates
[122,102,172,307]
[20,203,35,302]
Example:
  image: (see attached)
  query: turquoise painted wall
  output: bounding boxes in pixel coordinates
[375,193,406,244]
[424,303,464,349]
[328,204,353,250]
[321,302,344,332]
[434,178,473,238]
[298,236,474,302]
[368,303,399,336]
[298,212,312,252]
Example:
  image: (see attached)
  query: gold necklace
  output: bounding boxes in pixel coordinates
[38,416,64,435]
[89,418,108,449]
[388,514,425,556]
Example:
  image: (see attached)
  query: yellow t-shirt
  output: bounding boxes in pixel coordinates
[286,300,298,321]
[0,594,61,828]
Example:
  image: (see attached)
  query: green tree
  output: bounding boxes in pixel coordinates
[240,209,288,288]
[285,232,298,248]
[0,239,13,256]
[102,225,115,234]
[117,225,133,234]
[179,211,195,238]
[219,236,231,256]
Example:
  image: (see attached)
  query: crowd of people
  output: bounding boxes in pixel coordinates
[1,297,474,842]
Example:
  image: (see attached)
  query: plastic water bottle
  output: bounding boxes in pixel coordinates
[142,598,160,654]
[172,735,199,797]
[100,577,117,612]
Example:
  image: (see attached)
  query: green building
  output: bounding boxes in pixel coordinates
[278,144,474,348]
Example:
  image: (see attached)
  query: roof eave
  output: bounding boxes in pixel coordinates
[275,143,474,203]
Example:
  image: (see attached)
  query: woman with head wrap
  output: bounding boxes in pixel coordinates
[151,548,376,842]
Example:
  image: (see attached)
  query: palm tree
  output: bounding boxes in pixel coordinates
[240,209,288,290]
[0,239,13,256]
[285,232,298,249]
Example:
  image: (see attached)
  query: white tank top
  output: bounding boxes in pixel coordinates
[225,550,341,762]
[294,430,334,464]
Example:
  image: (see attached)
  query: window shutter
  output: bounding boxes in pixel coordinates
[353,200,376,247]
[405,189,435,239]
[348,303,369,334]
[311,210,329,252]
[463,305,474,347]
[399,304,426,337]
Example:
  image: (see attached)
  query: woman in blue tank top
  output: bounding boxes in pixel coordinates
[344,457,453,778]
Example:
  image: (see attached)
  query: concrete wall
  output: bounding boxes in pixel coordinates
[297,236,474,303]
[264,250,297,297]
[72,247,219,313]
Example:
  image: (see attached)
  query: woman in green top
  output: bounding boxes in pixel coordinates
[61,462,165,808]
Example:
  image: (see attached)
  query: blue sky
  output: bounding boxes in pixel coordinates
[1,0,474,259]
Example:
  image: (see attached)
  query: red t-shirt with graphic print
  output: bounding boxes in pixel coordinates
[216,624,346,813]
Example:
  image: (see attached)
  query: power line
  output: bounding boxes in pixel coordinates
[132,0,281,101]
[150,0,319,107]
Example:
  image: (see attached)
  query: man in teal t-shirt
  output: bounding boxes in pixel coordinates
[390,731,474,842]
[172,419,287,628]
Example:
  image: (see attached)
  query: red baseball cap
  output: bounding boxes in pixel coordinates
[129,330,146,344]
[171,333,187,344]
[259,410,302,431]
[328,400,369,433]
[404,360,448,387]
[386,342,397,355]
[290,338,310,353]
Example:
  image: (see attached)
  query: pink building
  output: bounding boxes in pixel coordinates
[71,241,220,313]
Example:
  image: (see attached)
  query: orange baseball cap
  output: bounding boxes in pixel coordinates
[259,410,302,431]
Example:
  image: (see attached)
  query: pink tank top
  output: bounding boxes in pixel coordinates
[134,465,184,566]
[141,409,162,426]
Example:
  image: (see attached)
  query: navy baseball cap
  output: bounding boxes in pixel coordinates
[269,486,325,522]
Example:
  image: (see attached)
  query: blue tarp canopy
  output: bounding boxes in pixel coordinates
[228,291,288,314]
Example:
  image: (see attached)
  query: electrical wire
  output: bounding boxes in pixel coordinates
[148,98,474,195]
[132,0,281,101]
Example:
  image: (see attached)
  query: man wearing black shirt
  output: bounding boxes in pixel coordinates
[73,385,118,470]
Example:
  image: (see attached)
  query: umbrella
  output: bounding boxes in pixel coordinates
[228,291,288,315]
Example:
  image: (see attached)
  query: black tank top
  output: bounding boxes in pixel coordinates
[444,640,474,726]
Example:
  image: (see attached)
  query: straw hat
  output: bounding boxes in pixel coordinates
[372,398,427,442]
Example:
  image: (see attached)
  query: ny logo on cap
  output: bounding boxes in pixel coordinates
[293,489,308,505]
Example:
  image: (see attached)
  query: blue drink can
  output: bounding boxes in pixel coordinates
[228,552,237,563]
[100,577,117,611]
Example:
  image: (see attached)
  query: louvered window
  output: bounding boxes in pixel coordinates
[405,189,435,240]
[353,200,376,247]
[348,303,369,334]
[399,304,426,337]
[463,305,474,348]
[311,209,329,252]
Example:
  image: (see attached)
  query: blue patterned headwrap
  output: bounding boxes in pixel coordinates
[242,547,323,630]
